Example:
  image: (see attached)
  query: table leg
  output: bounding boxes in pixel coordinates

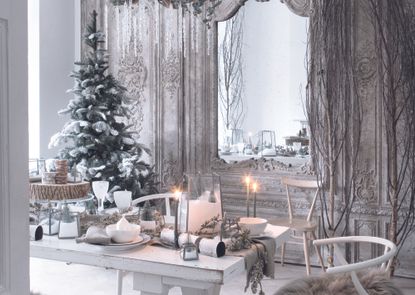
[133,273,170,295]
[116,270,123,295]
[181,284,221,295]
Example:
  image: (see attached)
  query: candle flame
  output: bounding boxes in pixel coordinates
[252,182,258,193]
[244,176,251,185]
[173,190,181,200]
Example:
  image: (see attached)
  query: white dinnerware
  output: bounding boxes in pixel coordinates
[106,223,141,244]
[98,233,151,251]
[238,217,268,236]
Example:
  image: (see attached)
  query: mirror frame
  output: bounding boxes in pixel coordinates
[210,0,312,172]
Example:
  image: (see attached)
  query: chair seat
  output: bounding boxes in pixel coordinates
[268,218,317,231]
[274,269,403,295]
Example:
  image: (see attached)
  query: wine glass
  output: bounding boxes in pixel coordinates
[113,190,132,213]
[92,181,109,212]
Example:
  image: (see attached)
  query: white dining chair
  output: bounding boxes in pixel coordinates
[312,236,397,295]
[116,193,176,295]
[268,177,325,275]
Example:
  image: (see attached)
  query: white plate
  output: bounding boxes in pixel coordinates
[99,233,151,251]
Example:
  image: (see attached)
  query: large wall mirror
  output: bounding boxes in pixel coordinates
[216,0,310,169]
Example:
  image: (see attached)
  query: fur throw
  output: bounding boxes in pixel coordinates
[275,270,403,295]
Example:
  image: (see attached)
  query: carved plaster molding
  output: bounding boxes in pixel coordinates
[355,167,377,204]
[354,219,379,262]
[211,157,290,172]
[117,42,148,139]
[354,41,376,98]
[161,48,180,99]
[161,157,181,189]
[213,0,248,22]
[280,0,313,17]
[213,0,311,23]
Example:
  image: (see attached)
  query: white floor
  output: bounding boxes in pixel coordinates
[30,258,415,295]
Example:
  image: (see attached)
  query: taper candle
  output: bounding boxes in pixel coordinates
[252,182,258,217]
[174,190,181,248]
[245,176,251,217]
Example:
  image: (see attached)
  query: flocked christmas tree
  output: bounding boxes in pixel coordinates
[49,11,157,200]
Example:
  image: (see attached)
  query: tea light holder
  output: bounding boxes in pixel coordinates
[180,242,199,260]
[58,202,80,239]
[38,203,60,235]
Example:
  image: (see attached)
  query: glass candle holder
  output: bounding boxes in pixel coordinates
[180,173,223,234]
[58,203,80,239]
[38,205,60,235]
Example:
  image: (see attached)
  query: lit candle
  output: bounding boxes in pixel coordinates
[245,176,251,217]
[252,182,258,218]
[187,200,222,232]
[174,190,181,248]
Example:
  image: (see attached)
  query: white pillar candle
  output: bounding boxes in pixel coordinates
[58,221,79,238]
[187,200,222,233]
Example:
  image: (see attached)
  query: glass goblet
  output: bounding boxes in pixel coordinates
[92,181,109,212]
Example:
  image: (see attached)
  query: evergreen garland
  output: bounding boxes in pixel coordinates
[49,11,157,200]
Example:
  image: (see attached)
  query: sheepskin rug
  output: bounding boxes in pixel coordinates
[275,270,404,295]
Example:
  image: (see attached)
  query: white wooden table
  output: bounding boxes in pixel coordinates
[30,224,290,295]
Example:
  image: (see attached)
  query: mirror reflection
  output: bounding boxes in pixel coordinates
[217,1,309,167]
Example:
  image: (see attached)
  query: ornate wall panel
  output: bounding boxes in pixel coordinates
[352,2,382,207]
[387,221,415,278]
[83,0,415,277]
[84,0,186,190]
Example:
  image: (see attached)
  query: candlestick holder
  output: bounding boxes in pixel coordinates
[174,191,181,248]
[180,193,199,261]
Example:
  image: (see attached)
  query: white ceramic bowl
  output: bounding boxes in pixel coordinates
[238,217,268,236]
[105,224,141,244]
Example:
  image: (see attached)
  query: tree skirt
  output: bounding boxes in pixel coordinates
[30,182,91,201]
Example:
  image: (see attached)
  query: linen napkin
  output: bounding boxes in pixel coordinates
[252,237,276,279]
[228,237,276,291]
[75,226,111,245]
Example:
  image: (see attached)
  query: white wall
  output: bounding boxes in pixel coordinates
[38,0,79,158]
[218,1,308,146]
[0,0,30,293]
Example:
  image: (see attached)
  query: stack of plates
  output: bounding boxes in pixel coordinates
[98,233,151,251]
